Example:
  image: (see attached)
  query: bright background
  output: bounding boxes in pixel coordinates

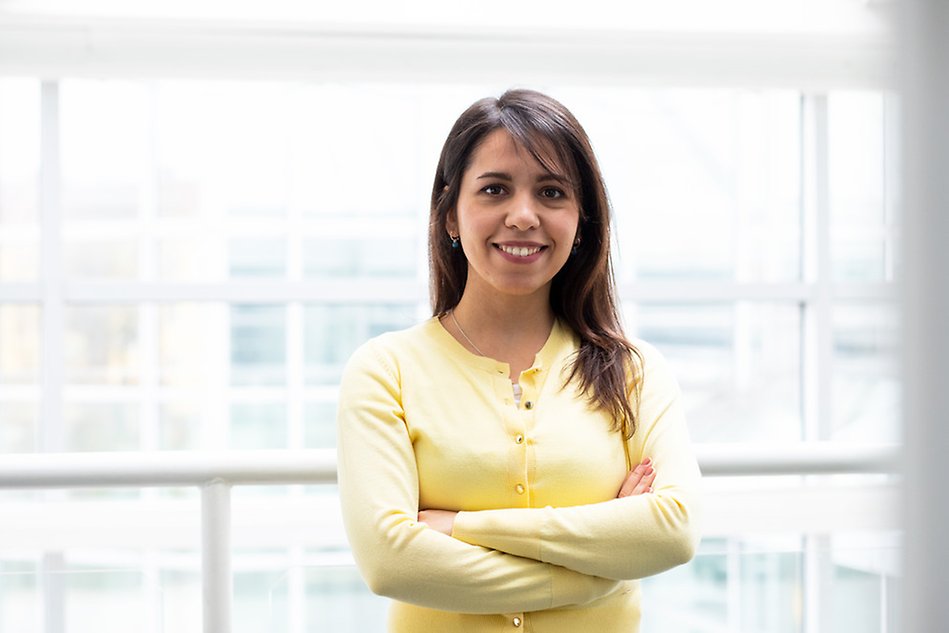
[0,1,900,632]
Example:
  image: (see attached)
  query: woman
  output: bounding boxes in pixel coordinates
[337,89,702,632]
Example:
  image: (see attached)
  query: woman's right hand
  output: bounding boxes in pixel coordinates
[616,458,655,498]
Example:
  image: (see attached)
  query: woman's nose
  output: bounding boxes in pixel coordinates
[505,194,540,230]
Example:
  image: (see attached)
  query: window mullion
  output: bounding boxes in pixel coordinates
[801,93,834,443]
[38,79,64,453]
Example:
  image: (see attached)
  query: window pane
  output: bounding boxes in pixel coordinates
[63,238,139,281]
[156,81,291,219]
[160,568,201,632]
[0,403,37,452]
[231,305,285,386]
[641,533,897,633]
[159,402,205,450]
[561,88,802,283]
[0,560,39,630]
[0,305,40,383]
[304,304,418,385]
[303,236,418,279]
[305,401,337,449]
[229,238,287,278]
[61,80,149,221]
[301,565,388,631]
[833,302,900,442]
[158,238,226,282]
[65,306,139,385]
[0,79,41,282]
[230,403,287,449]
[829,92,894,282]
[64,402,139,451]
[64,566,146,631]
[629,302,801,442]
[291,85,427,219]
[0,79,40,226]
[159,303,226,389]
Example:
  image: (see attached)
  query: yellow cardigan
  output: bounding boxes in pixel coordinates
[336,317,702,632]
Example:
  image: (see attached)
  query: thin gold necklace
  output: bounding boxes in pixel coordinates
[449,310,486,357]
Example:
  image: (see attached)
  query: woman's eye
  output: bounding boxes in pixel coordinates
[482,184,505,195]
[540,187,565,199]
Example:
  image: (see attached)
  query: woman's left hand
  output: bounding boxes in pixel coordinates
[418,509,458,536]
[616,458,656,498]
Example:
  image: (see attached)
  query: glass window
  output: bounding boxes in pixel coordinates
[305,401,338,449]
[230,403,287,449]
[64,566,146,630]
[0,560,39,630]
[304,303,418,385]
[63,238,139,281]
[0,305,41,383]
[0,402,37,452]
[559,88,802,283]
[303,236,417,279]
[230,305,285,386]
[159,303,227,389]
[64,402,139,451]
[829,92,894,283]
[0,75,899,633]
[229,238,287,278]
[159,402,206,450]
[0,79,40,282]
[64,306,139,385]
[629,302,802,442]
[61,80,149,221]
[833,302,900,442]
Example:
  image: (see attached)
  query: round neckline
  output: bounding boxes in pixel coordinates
[429,315,563,376]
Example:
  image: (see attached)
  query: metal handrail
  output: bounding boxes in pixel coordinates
[0,443,899,489]
[0,443,900,633]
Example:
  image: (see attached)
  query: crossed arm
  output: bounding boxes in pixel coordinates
[337,339,701,613]
[418,458,658,535]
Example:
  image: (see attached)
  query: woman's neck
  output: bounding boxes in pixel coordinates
[447,290,555,379]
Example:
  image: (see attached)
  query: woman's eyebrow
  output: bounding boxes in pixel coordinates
[476,171,512,181]
[476,171,569,183]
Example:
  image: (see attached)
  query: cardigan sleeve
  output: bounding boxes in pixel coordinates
[450,342,702,581]
[336,339,622,614]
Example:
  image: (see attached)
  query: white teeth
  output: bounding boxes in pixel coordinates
[499,245,542,257]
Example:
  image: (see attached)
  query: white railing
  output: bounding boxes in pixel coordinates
[0,444,899,633]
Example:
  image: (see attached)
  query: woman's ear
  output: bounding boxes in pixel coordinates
[445,210,458,237]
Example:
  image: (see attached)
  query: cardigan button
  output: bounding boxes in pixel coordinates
[512,616,522,627]
[524,401,534,410]
[515,483,525,494]
[515,434,524,444]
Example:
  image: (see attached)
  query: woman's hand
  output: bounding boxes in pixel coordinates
[616,458,656,498]
[418,509,458,536]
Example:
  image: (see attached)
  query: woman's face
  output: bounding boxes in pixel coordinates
[448,128,580,302]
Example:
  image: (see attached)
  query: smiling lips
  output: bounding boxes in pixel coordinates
[496,244,545,257]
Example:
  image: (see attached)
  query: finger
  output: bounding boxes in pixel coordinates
[630,469,656,496]
[617,467,645,498]
[629,467,655,495]
[619,466,656,498]
[617,462,654,498]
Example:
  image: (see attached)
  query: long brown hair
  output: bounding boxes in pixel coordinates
[428,89,642,438]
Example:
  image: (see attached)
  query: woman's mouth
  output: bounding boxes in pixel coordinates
[495,244,545,257]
